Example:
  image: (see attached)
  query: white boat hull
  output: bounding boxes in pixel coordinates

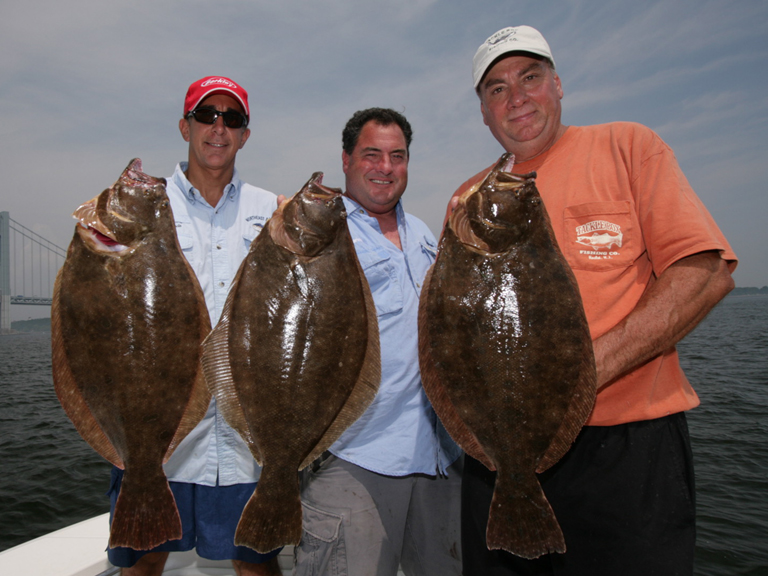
[0,514,296,575]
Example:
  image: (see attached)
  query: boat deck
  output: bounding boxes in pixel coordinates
[0,514,406,575]
[0,514,295,576]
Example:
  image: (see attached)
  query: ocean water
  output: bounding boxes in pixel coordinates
[679,295,768,575]
[0,294,766,575]
[0,330,111,550]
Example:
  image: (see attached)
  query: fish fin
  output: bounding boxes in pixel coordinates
[486,470,565,559]
[234,464,302,553]
[418,265,495,471]
[108,468,181,550]
[51,272,124,469]
[165,281,212,462]
[201,289,261,463]
[299,238,381,470]
[536,337,596,473]
[164,368,211,463]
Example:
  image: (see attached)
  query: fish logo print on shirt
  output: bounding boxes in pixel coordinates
[574,220,623,260]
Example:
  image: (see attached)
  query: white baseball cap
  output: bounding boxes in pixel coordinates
[472,26,555,89]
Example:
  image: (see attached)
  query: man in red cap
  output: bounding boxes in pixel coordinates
[106,76,282,576]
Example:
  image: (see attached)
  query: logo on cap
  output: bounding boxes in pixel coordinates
[487,27,518,46]
[201,77,238,89]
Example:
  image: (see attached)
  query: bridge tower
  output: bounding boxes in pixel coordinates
[1,212,10,333]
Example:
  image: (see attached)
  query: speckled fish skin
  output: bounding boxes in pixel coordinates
[418,153,596,559]
[51,159,211,550]
[201,172,380,554]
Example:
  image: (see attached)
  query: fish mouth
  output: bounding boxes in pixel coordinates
[304,172,343,203]
[271,172,344,256]
[450,153,538,253]
[71,159,149,253]
[475,215,514,231]
[76,222,130,253]
[72,197,131,252]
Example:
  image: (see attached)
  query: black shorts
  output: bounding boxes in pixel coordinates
[461,412,696,576]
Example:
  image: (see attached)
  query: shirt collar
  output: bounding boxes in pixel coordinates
[342,195,410,250]
[341,195,405,225]
[172,162,242,206]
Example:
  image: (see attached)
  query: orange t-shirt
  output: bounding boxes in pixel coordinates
[448,122,738,426]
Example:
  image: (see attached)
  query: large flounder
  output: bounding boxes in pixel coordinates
[51,159,211,550]
[201,172,380,554]
[418,153,596,559]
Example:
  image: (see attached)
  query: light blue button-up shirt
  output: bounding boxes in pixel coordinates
[163,162,277,486]
[330,197,461,476]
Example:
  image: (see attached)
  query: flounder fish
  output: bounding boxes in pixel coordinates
[418,153,596,559]
[51,159,212,550]
[201,172,380,553]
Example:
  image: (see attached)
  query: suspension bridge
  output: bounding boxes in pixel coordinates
[0,212,68,333]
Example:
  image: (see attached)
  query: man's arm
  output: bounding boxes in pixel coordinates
[593,251,734,389]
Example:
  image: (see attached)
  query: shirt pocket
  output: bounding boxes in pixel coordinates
[174,218,200,269]
[562,201,641,271]
[412,236,437,293]
[242,227,260,253]
[355,246,404,317]
[241,217,268,260]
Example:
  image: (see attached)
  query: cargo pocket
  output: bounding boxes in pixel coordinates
[294,502,348,576]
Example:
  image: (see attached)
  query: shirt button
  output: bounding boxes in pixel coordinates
[218,282,225,287]
[216,244,222,250]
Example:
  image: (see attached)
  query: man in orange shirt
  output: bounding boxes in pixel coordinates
[453,26,737,575]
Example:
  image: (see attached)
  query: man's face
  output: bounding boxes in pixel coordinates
[179,93,250,174]
[478,55,564,161]
[342,121,408,215]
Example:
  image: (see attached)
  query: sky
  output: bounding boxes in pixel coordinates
[2,0,766,321]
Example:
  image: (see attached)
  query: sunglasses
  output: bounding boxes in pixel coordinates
[187,107,248,129]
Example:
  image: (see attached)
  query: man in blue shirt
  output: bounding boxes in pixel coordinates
[293,108,463,576]
[107,76,282,576]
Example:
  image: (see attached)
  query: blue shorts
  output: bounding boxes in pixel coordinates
[106,467,282,568]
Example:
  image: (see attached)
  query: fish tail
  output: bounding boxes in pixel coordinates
[109,469,182,550]
[235,465,301,553]
[485,473,565,559]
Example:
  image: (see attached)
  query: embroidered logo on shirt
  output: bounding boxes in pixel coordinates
[245,215,267,233]
[575,220,623,260]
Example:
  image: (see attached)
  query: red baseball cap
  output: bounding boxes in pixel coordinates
[183,76,250,118]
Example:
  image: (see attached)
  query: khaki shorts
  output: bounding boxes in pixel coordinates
[293,454,463,576]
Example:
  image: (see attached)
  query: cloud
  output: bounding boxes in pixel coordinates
[1,0,767,303]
